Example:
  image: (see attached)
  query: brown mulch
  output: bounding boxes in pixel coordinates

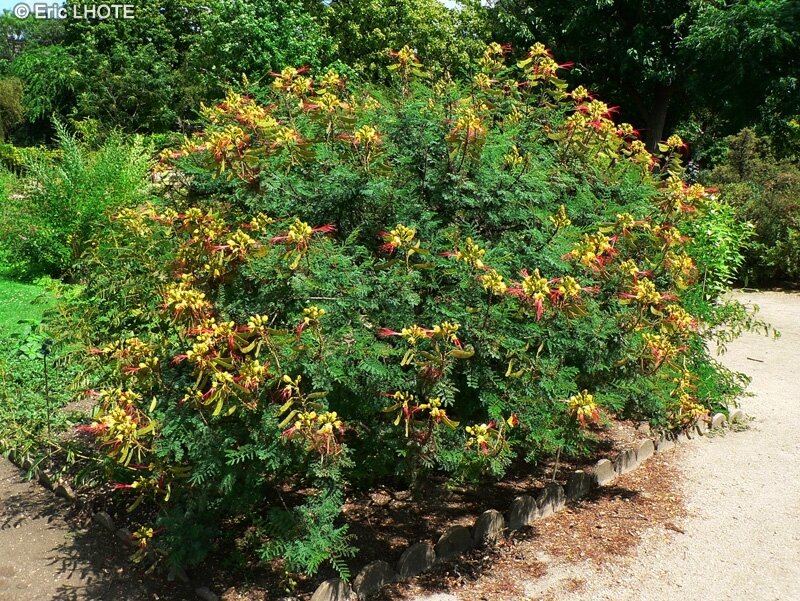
[369,446,686,601]
[202,419,671,600]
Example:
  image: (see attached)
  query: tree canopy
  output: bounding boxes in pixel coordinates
[0,0,797,160]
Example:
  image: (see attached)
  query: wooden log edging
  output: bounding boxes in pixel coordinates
[311,412,742,601]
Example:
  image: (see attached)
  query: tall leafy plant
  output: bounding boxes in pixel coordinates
[0,121,152,278]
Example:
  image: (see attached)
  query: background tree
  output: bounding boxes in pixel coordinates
[0,77,23,140]
[185,0,335,99]
[489,0,697,150]
[61,0,209,132]
[488,0,800,156]
[326,0,490,79]
[679,0,800,159]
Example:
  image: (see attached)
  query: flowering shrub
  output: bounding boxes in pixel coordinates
[62,44,756,579]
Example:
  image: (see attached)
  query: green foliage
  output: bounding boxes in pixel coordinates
[50,48,760,580]
[0,166,17,274]
[0,278,83,465]
[0,77,23,140]
[258,465,356,580]
[186,0,335,99]
[706,128,800,285]
[684,193,752,295]
[0,122,153,278]
[326,0,489,80]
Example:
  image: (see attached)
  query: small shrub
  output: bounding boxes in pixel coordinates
[0,278,84,464]
[0,121,153,279]
[706,128,800,285]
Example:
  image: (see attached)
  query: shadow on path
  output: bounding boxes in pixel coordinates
[0,457,191,601]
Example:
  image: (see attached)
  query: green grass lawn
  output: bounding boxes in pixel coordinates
[0,278,53,338]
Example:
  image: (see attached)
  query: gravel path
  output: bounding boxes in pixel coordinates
[0,458,175,601]
[414,290,800,601]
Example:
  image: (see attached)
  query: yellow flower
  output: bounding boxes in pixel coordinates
[571,232,612,268]
[163,282,212,318]
[354,125,380,146]
[567,390,599,427]
[503,145,524,168]
[316,411,343,435]
[633,278,662,305]
[556,276,581,299]
[397,45,417,64]
[318,69,343,90]
[400,325,430,345]
[662,226,684,246]
[303,305,327,324]
[630,140,647,154]
[642,332,676,362]
[465,423,492,452]
[570,85,591,102]
[249,213,274,232]
[272,67,312,96]
[384,224,418,252]
[618,259,640,278]
[586,100,610,121]
[549,204,571,229]
[224,230,256,259]
[455,107,485,139]
[662,304,694,333]
[666,134,685,150]
[274,126,300,148]
[293,410,319,431]
[133,526,155,549]
[617,123,636,136]
[431,321,460,344]
[521,269,549,300]
[454,237,486,269]
[481,269,507,295]
[287,219,313,244]
[616,212,636,230]
[247,314,272,335]
[528,42,548,57]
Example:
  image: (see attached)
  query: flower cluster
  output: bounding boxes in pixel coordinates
[567,390,600,428]
[384,391,459,438]
[381,224,419,255]
[642,332,677,364]
[621,278,663,306]
[549,204,571,229]
[481,269,508,296]
[77,389,155,466]
[568,232,617,269]
[271,219,336,269]
[452,237,486,269]
[465,415,517,455]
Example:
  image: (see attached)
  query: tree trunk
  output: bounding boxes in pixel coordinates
[644,84,674,152]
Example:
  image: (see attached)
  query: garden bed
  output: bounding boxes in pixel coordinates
[17,417,642,599]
